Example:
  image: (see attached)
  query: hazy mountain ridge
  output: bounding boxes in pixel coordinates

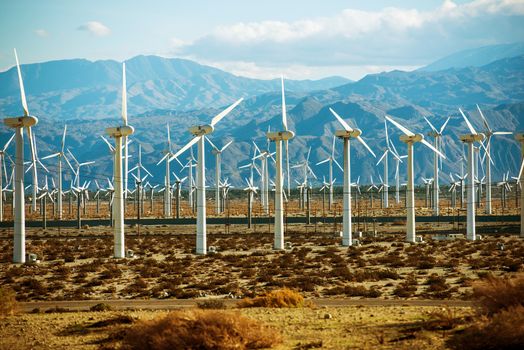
[419,42,524,72]
[0,55,350,120]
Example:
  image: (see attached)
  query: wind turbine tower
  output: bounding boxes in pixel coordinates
[386,115,445,243]
[459,109,486,241]
[172,99,242,254]
[4,49,38,263]
[330,108,375,246]
[267,77,294,250]
[106,63,134,258]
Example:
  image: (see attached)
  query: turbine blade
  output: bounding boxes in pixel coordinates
[440,116,451,134]
[61,124,67,153]
[221,140,233,152]
[333,158,343,172]
[122,62,127,125]
[420,139,446,159]
[210,98,243,127]
[329,108,352,132]
[281,75,288,131]
[356,136,376,158]
[14,49,29,116]
[331,135,336,158]
[205,136,218,150]
[376,150,387,166]
[3,134,15,151]
[493,131,513,135]
[423,116,438,133]
[475,104,491,132]
[459,108,477,135]
[172,136,200,160]
[316,158,330,166]
[385,115,414,137]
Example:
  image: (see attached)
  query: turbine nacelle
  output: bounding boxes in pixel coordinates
[515,133,524,143]
[266,130,295,141]
[335,128,362,139]
[4,116,38,128]
[106,125,135,138]
[400,134,424,143]
[189,124,214,136]
[459,133,485,143]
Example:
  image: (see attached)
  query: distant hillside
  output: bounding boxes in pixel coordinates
[419,42,524,72]
[0,55,350,120]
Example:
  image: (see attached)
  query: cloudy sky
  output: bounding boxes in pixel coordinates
[1,0,523,79]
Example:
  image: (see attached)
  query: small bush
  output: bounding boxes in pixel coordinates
[0,287,18,316]
[447,305,524,350]
[120,310,281,350]
[197,300,227,309]
[237,288,307,308]
[473,274,524,315]
[90,303,113,312]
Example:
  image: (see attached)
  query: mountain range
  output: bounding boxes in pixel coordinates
[0,44,523,189]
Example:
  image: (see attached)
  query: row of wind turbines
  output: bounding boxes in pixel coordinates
[3,50,524,262]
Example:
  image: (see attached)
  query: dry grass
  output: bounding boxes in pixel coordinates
[0,287,18,317]
[447,305,524,350]
[119,309,281,350]
[472,273,524,315]
[237,288,309,308]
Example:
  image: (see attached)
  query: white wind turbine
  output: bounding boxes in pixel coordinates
[423,115,450,215]
[171,98,243,254]
[252,137,275,215]
[105,62,135,258]
[330,108,376,246]
[476,105,513,214]
[129,144,152,216]
[385,115,446,242]
[316,136,343,210]
[206,137,233,214]
[0,134,14,221]
[458,108,487,241]
[122,62,130,200]
[376,121,395,209]
[41,125,68,219]
[3,49,38,263]
[388,139,407,204]
[157,124,180,218]
[267,75,294,250]
[291,147,317,209]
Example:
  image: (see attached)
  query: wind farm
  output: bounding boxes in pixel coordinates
[0,1,523,349]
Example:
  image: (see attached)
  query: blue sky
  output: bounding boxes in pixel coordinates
[1,0,523,79]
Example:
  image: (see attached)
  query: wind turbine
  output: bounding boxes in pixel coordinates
[171,98,243,254]
[267,75,294,250]
[385,115,446,243]
[316,136,343,210]
[0,134,14,221]
[243,177,258,228]
[423,115,450,215]
[66,148,94,189]
[157,124,179,218]
[330,108,376,246]
[206,137,233,215]
[172,172,187,218]
[41,125,68,219]
[291,147,317,210]
[105,63,135,258]
[376,121,394,208]
[3,49,38,263]
[476,105,513,214]
[129,144,152,217]
[253,137,274,215]
[458,108,486,241]
[388,139,406,204]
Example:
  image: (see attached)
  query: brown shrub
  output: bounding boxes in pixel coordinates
[0,287,18,316]
[472,274,524,315]
[237,288,307,308]
[447,305,524,350]
[120,310,281,350]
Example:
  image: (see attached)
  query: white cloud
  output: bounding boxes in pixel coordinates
[34,29,49,38]
[171,0,524,79]
[77,21,111,37]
